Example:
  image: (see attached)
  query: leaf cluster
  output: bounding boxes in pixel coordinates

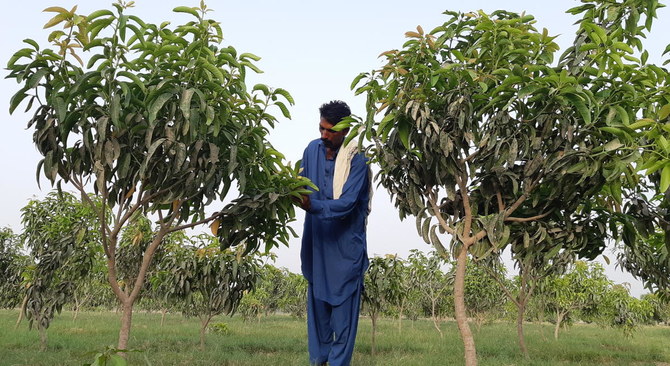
[349,0,666,265]
[6,2,307,255]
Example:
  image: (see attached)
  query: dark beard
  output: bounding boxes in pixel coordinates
[321,139,333,148]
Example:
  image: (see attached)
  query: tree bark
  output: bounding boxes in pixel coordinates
[517,299,529,358]
[38,320,48,351]
[516,269,530,359]
[15,294,28,330]
[161,308,167,327]
[454,245,477,366]
[431,298,443,338]
[398,302,403,333]
[73,296,81,321]
[117,300,134,351]
[200,315,212,350]
[554,311,564,340]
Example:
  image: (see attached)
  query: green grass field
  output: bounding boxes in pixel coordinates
[1,309,668,365]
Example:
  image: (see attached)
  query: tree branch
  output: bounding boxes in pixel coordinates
[483,263,520,307]
[505,212,551,223]
[456,172,473,238]
[168,211,220,234]
[496,191,504,212]
[427,188,456,236]
[71,175,112,259]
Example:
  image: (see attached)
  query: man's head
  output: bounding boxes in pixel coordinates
[319,100,350,150]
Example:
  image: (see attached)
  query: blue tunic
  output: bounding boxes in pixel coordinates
[300,139,370,305]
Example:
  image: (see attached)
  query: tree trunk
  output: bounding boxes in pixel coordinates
[517,300,529,359]
[554,311,564,340]
[398,302,404,333]
[200,315,213,350]
[117,301,134,351]
[431,297,443,338]
[371,313,377,356]
[38,320,48,351]
[454,245,477,366]
[161,308,167,327]
[15,294,28,329]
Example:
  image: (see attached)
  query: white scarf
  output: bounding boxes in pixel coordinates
[333,139,359,199]
[333,139,373,214]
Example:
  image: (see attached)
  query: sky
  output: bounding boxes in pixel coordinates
[2,0,669,298]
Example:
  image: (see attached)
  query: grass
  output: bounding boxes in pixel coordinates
[1,309,669,365]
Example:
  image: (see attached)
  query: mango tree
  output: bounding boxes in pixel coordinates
[643,292,670,325]
[481,223,576,358]
[0,228,28,309]
[407,249,451,337]
[278,268,308,319]
[348,1,663,363]
[393,257,414,332]
[594,283,653,336]
[255,262,285,317]
[156,234,260,349]
[20,192,101,351]
[6,2,308,351]
[70,251,111,320]
[462,258,507,330]
[611,44,670,298]
[362,254,404,355]
[540,261,610,339]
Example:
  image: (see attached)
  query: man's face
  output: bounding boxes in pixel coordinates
[319,117,347,150]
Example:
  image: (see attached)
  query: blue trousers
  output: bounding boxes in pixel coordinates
[307,282,362,366]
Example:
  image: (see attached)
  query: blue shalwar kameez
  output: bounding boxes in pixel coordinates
[300,139,370,366]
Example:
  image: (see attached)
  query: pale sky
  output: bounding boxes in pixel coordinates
[2,1,669,297]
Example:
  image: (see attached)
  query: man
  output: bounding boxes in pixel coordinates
[297,100,371,366]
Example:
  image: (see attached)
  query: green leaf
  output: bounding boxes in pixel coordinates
[180,88,195,120]
[7,48,35,68]
[86,9,114,22]
[603,139,623,152]
[9,86,30,114]
[599,126,626,138]
[23,39,40,51]
[117,71,146,93]
[661,165,670,193]
[118,14,127,41]
[275,102,291,119]
[148,92,174,124]
[429,225,447,256]
[518,85,541,99]
[240,52,261,61]
[659,104,670,120]
[43,6,69,13]
[140,138,166,178]
[627,119,655,130]
[612,42,633,54]
[350,72,368,90]
[273,88,294,105]
[398,122,410,150]
[43,13,67,29]
[201,59,225,83]
[252,84,270,95]
[546,244,561,259]
[615,105,630,126]
[173,6,199,18]
[563,93,591,125]
[55,97,67,122]
[111,93,120,126]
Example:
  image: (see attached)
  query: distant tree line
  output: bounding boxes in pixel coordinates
[1,192,669,355]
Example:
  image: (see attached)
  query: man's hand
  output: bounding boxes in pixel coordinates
[293,194,311,211]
